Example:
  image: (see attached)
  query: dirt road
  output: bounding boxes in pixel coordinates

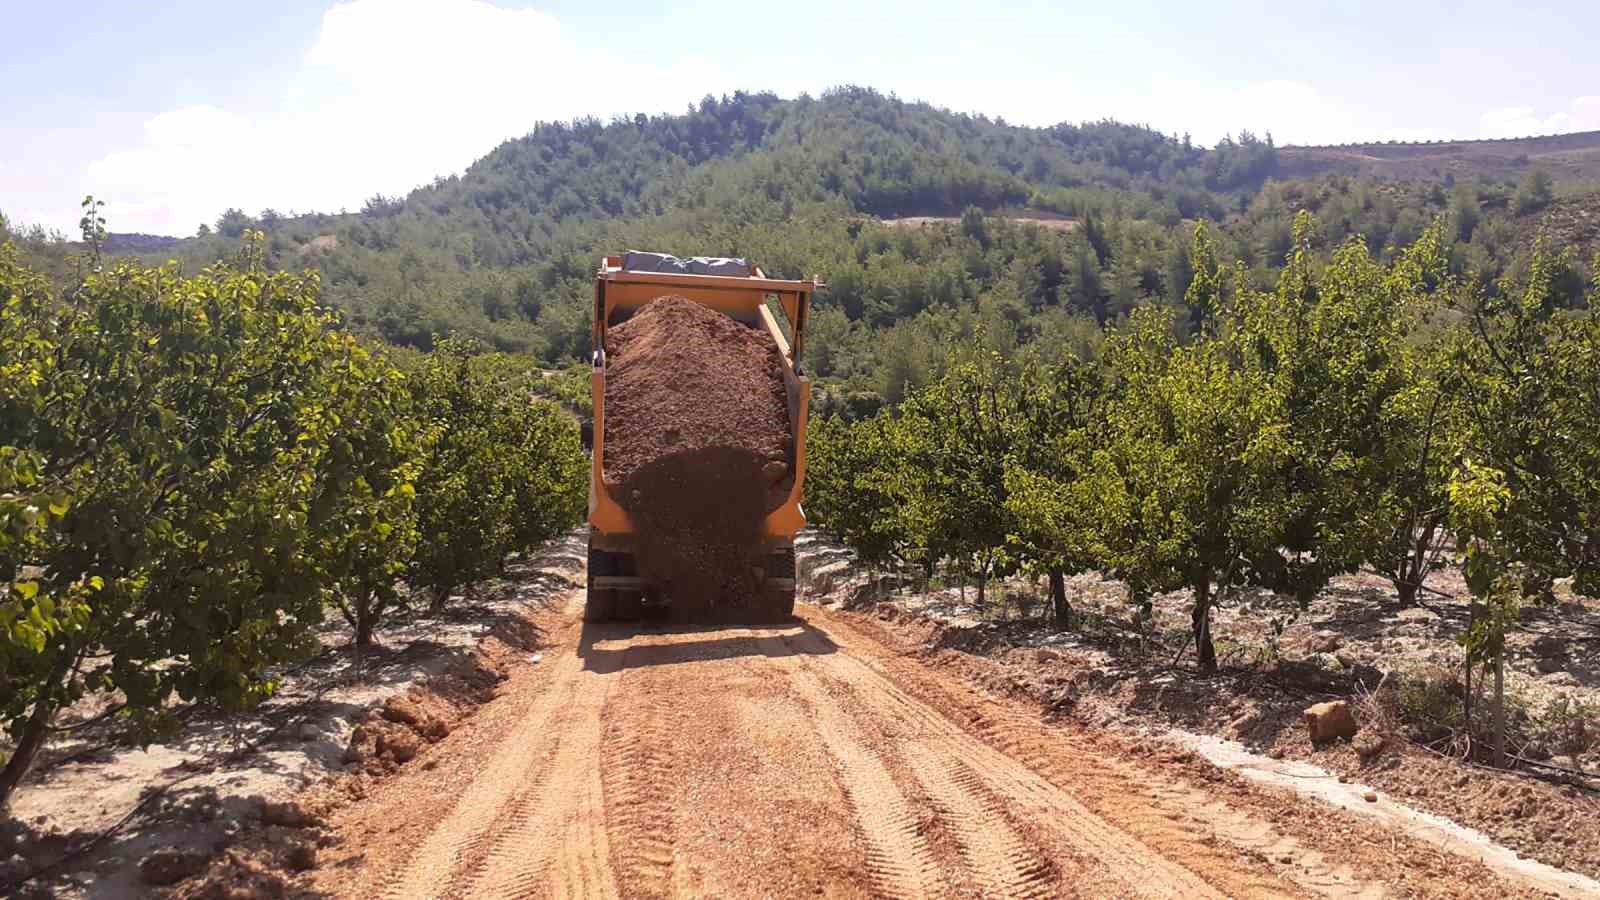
[309,593,1537,899]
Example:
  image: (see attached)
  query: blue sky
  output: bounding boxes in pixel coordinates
[4,0,1598,236]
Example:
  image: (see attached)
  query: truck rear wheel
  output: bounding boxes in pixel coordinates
[612,551,644,620]
[584,540,616,622]
[760,548,797,621]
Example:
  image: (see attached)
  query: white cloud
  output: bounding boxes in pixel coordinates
[1110,79,1447,147]
[818,69,1441,148]
[70,0,1600,236]
[81,0,732,235]
[1480,97,1600,138]
[85,4,1432,235]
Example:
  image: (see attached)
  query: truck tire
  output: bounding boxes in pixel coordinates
[584,540,616,622]
[612,551,643,620]
[761,548,797,621]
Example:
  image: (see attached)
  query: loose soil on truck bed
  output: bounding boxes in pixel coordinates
[602,296,793,613]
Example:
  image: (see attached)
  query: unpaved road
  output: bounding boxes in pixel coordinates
[310,592,1546,899]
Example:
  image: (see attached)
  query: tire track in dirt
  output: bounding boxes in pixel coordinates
[900,741,1057,898]
[816,610,1390,898]
[782,621,1232,899]
[452,627,626,899]
[377,635,590,900]
[315,580,1526,900]
[964,709,1370,898]
[628,624,880,898]
[776,643,1065,897]
[599,643,681,898]
[748,632,943,899]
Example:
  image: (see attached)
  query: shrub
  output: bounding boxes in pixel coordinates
[406,338,586,605]
[0,237,588,809]
[1,242,371,805]
[1396,667,1467,742]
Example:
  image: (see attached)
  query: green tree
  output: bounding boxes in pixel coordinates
[491,379,588,557]
[1087,304,1288,670]
[1447,244,1600,762]
[408,339,516,605]
[897,349,1025,606]
[317,342,431,648]
[406,339,586,605]
[1449,461,1518,765]
[1513,169,1554,215]
[215,208,254,238]
[1453,242,1600,599]
[804,415,912,569]
[1003,356,1106,625]
[960,205,990,249]
[1450,183,1481,242]
[1232,214,1454,604]
[1,242,360,807]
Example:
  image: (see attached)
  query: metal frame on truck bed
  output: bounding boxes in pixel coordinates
[586,255,822,622]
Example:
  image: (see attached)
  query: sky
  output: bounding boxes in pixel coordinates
[3,0,1599,236]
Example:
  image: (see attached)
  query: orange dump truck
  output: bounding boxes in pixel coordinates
[586,254,820,622]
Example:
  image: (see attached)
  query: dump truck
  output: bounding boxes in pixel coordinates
[586,253,820,622]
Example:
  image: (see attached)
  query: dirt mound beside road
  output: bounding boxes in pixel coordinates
[602,296,792,613]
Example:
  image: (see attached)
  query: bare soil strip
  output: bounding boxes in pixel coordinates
[307,589,1551,899]
[375,620,593,900]
[452,634,619,900]
[779,624,1233,898]
[770,638,943,898]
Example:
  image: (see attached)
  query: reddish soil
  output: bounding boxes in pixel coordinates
[602,296,792,613]
[280,590,1535,899]
[840,574,1600,886]
[122,552,1579,899]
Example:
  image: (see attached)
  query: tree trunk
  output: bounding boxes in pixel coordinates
[1398,525,1440,608]
[1464,600,1478,743]
[1192,579,1216,673]
[1396,575,1418,607]
[1492,649,1506,767]
[355,609,376,648]
[1397,541,1423,606]
[0,654,73,810]
[1049,568,1071,627]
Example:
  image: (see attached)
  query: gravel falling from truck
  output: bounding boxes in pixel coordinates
[602,296,794,617]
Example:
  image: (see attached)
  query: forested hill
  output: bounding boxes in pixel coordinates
[73,89,1273,356]
[9,87,1595,402]
[341,84,1272,266]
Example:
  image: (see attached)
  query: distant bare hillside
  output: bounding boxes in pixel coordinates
[101,232,182,253]
[1279,131,1600,181]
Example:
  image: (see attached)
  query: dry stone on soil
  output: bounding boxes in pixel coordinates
[603,296,792,615]
[1304,700,1360,743]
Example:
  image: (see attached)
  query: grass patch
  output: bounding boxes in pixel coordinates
[1371,664,1597,769]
